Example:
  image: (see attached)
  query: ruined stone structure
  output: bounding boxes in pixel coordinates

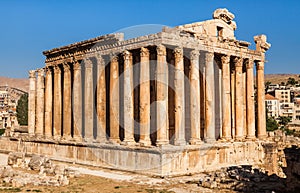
[2,9,272,176]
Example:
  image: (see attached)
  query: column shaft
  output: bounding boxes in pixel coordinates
[139,47,151,146]
[156,45,169,145]
[174,47,185,146]
[109,55,120,143]
[28,70,36,136]
[96,55,107,142]
[73,61,83,141]
[122,50,135,145]
[256,61,267,139]
[84,58,94,142]
[36,69,45,136]
[189,50,201,145]
[44,67,53,138]
[204,52,215,142]
[53,65,62,139]
[63,63,72,140]
[234,58,244,140]
[221,55,232,140]
[246,59,256,139]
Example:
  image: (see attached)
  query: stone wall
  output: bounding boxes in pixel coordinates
[0,137,267,177]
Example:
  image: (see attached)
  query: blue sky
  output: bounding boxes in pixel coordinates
[0,0,299,78]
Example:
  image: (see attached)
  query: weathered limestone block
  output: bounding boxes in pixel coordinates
[28,155,51,171]
[7,152,25,167]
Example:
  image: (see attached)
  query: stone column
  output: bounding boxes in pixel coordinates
[156,44,169,146]
[173,47,186,146]
[231,69,236,138]
[35,68,45,136]
[73,60,83,141]
[44,67,53,138]
[221,55,232,140]
[109,55,120,143]
[189,50,201,145]
[246,59,256,139]
[53,65,62,139]
[139,47,151,146]
[204,52,215,143]
[234,57,244,140]
[96,54,107,143]
[63,63,72,140]
[84,58,94,142]
[256,61,267,139]
[28,70,36,136]
[122,50,135,145]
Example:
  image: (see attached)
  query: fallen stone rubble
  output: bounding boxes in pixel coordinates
[198,165,286,193]
[2,152,80,187]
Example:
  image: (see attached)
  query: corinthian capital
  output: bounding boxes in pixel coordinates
[256,61,264,71]
[205,52,214,63]
[140,47,149,57]
[29,70,36,78]
[190,50,199,61]
[221,55,230,65]
[156,44,166,56]
[122,50,132,60]
[246,59,254,69]
[174,47,183,59]
[233,57,243,67]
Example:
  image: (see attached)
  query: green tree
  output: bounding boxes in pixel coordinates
[266,117,278,131]
[278,116,291,128]
[287,77,296,86]
[16,93,28,126]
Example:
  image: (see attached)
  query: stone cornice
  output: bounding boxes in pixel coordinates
[44,31,264,67]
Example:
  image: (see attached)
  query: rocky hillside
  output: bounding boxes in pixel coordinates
[0,77,29,92]
[265,74,300,85]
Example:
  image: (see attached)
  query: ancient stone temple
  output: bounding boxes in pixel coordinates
[1,9,272,176]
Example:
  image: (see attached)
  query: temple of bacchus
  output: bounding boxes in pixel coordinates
[0,9,272,176]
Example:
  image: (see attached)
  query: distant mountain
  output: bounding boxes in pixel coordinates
[0,77,29,92]
[265,74,300,85]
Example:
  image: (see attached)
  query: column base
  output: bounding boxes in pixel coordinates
[139,139,152,147]
[234,136,245,142]
[121,139,136,146]
[53,135,62,141]
[109,138,120,144]
[174,139,187,146]
[204,138,216,143]
[246,136,256,141]
[94,137,108,144]
[156,140,169,147]
[62,135,73,141]
[257,135,267,140]
[83,137,94,143]
[189,138,202,145]
[72,136,83,142]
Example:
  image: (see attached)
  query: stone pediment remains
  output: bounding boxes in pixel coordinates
[213,8,235,24]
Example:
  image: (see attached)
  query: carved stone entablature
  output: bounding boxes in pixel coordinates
[254,34,271,53]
